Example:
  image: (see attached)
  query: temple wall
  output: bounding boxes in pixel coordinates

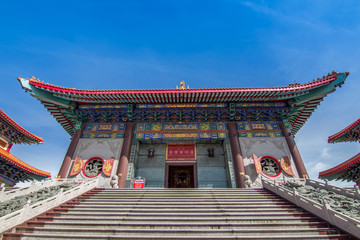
[197,143,228,188]
[136,143,166,188]
[68,138,124,187]
[239,137,299,188]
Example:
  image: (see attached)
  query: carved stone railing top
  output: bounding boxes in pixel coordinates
[0,178,99,234]
[305,178,360,200]
[262,178,360,238]
[0,178,95,203]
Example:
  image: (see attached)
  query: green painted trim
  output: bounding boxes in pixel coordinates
[31,88,72,109]
[292,73,347,106]
[19,79,72,109]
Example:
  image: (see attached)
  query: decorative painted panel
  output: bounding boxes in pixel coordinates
[235,102,286,107]
[136,132,227,141]
[239,132,282,137]
[135,122,226,131]
[79,104,128,109]
[237,121,282,138]
[82,123,125,139]
[82,133,125,138]
[84,123,125,131]
[135,122,228,142]
[137,103,227,109]
[237,121,280,131]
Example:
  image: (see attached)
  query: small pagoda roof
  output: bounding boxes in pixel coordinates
[328,117,360,143]
[18,71,348,136]
[0,109,43,144]
[319,152,360,182]
[0,147,51,181]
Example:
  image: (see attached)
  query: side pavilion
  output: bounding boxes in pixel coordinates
[0,109,50,186]
[319,117,360,186]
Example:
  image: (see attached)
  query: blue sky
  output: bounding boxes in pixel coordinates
[1,1,359,187]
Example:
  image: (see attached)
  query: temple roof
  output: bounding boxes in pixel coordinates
[18,71,348,136]
[328,117,360,143]
[0,109,43,144]
[319,152,360,182]
[0,147,51,181]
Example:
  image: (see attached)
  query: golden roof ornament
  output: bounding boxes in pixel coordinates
[177,81,189,90]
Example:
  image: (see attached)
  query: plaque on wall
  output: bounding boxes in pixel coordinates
[252,154,262,174]
[102,158,115,177]
[280,156,294,176]
[69,157,84,177]
[166,144,196,161]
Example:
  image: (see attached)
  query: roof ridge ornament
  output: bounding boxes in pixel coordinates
[177,81,189,90]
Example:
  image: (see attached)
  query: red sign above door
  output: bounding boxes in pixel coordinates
[166,144,196,161]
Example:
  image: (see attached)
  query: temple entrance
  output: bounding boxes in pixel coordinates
[168,166,194,188]
[165,162,197,188]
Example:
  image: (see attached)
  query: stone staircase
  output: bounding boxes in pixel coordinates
[2,188,351,239]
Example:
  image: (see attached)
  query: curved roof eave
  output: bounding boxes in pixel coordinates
[0,109,43,144]
[328,117,360,143]
[0,147,51,178]
[319,152,360,180]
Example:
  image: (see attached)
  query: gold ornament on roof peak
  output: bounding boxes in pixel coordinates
[177,81,189,90]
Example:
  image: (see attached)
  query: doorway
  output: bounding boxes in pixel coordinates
[165,162,197,188]
[168,166,194,188]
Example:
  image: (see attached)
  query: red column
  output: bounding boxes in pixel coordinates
[57,124,85,179]
[227,122,245,188]
[117,122,135,188]
[280,123,309,179]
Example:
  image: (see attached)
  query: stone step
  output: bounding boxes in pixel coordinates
[37,215,319,224]
[23,220,330,230]
[54,207,301,214]
[76,198,280,202]
[79,195,277,200]
[5,232,349,240]
[87,193,273,197]
[97,188,266,192]
[11,227,343,237]
[67,201,288,206]
[45,211,311,218]
[59,204,293,210]
[63,200,290,205]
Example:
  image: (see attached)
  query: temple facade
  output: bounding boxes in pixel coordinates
[0,109,50,186]
[319,117,360,185]
[18,72,348,188]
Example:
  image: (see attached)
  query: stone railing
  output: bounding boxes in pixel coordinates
[0,178,99,233]
[0,179,90,203]
[305,178,360,200]
[262,178,360,238]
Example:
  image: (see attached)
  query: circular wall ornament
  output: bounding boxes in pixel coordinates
[259,156,281,177]
[82,157,104,178]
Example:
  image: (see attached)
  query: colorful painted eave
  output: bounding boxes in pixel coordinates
[328,117,360,143]
[0,147,51,179]
[319,152,360,181]
[0,109,43,144]
[17,72,348,136]
[18,72,347,104]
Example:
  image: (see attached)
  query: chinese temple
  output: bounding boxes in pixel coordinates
[319,117,360,185]
[18,72,348,188]
[0,109,51,187]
